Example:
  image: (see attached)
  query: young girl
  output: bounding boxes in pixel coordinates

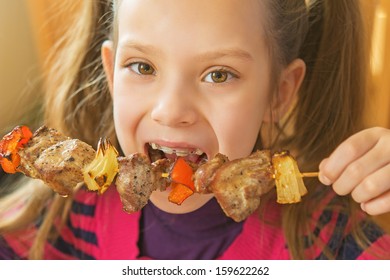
[1,0,390,260]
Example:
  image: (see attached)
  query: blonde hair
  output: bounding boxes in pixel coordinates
[0,0,386,259]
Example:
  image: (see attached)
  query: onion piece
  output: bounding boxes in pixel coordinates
[272,151,308,204]
[82,138,119,194]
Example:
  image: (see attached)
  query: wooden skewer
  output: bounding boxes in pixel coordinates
[300,172,319,178]
[163,171,319,179]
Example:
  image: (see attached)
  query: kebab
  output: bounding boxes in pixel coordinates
[0,125,318,222]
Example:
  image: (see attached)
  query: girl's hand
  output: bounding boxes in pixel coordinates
[318,127,390,215]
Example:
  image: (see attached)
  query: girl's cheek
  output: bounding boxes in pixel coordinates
[112,100,140,153]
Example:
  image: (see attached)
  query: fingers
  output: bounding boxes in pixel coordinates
[329,143,389,196]
[319,127,389,189]
[318,127,390,216]
[351,163,390,203]
[319,127,384,185]
[361,190,390,216]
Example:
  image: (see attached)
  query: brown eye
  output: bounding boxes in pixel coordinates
[210,71,228,83]
[129,62,155,75]
[203,69,236,84]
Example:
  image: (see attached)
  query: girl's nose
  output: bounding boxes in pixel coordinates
[151,82,198,127]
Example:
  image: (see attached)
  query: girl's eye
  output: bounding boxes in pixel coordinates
[128,62,155,75]
[203,70,235,83]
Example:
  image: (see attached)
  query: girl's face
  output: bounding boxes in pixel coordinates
[103,0,274,213]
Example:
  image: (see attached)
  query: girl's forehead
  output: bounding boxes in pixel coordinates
[115,0,267,54]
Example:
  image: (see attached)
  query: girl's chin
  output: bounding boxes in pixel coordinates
[149,191,215,214]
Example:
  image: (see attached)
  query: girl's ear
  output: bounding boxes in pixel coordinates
[101,40,115,96]
[263,58,306,122]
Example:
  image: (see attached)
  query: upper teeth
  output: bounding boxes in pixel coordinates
[150,142,203,157]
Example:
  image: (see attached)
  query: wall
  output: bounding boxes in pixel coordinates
[0,0,42,134]
[363,0,390,128]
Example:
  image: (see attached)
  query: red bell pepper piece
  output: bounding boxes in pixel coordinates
[0,125,32,174]
[170,157,195,190]
[168,182,194,205]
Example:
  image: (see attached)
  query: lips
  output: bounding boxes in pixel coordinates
[146,142,207,163]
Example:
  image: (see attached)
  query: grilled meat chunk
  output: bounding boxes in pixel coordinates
[34,139,95,196]
[18,126,68,178]
[116,153,159,213]
[151,158,172,191]
[193,153,229,194]
[210,150,274,222]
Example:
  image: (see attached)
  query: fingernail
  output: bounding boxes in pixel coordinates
[361,203,366,212]
[318,173,332,186]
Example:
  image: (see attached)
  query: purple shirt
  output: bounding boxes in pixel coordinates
[139,198,244,259]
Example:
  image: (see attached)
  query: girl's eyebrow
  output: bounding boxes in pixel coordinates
[118,40,253,62]
[196,48,254,62]
[118,40,162,55]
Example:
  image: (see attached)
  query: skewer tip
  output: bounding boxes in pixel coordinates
[300,172,319,178]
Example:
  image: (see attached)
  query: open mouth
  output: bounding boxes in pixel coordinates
[146,142,208,164]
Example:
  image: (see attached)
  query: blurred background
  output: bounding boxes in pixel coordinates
[0,0,80,133]
[0,0,389,229]
[0,1,42,132]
